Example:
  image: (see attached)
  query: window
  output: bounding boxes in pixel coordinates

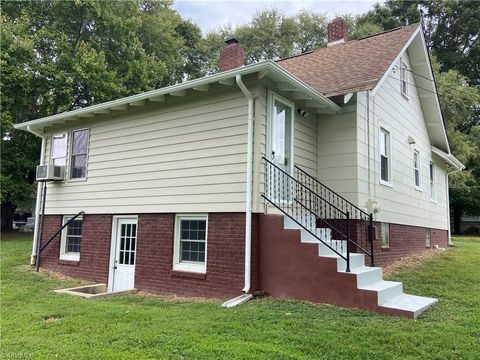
[60,216,83,261]
[173,215,207,273]
[381,223,390,248]
[71,129,89,179]
[430,162,436,201]
[379,128,391,185]
[51,133,67,166]
[426,228,431,247]
[400,59,409,98]
[414,149,421,189]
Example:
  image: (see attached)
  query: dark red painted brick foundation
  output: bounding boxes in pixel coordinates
[373,222,448,267]
[38,213,257,299]
[38,212,445,302]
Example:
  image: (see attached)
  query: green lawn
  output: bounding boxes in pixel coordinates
[1,234,479,360]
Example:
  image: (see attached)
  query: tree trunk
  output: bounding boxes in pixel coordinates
[1,202,16,232]
[453,205,463,235]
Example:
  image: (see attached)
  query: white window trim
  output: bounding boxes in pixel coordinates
[68,127,90,182]
[173,214,208,273]
[50,132,68,168]
[413,148,422,191]
[379,126,393,188]
[400,59,409,99]
[59,215,83,261]
[430,161,437,202]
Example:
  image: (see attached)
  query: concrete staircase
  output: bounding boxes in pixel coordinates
[283,216,437,318]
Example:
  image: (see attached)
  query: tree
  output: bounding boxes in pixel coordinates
[432,60,480,233]
[0,0,203,231]
[201,9,330,69]
[357,0,480,87]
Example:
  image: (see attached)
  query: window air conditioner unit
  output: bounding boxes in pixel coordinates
[36,164,65,181]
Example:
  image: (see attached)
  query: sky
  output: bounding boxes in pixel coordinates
[172,0,380,34]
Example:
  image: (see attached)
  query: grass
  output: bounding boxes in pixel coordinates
[1,233,479,360]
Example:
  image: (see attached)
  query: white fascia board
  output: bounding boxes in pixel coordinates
[15,61,339,134]
[417,30,451,154]
[372,25,450,153]
[431,146,465,170]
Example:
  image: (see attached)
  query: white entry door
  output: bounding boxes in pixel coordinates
[268,93,294,202]
[111,217,137,292]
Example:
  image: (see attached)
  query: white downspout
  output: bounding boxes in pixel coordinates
[27,126,45,264]
[235,74,254,294]
[445,168,462,246]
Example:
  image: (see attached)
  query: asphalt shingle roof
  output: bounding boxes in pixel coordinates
[277,23,420,97]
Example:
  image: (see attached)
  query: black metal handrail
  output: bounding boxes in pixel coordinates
[263,157,375,270]
[294,165,370,217]
[294,164,374,266]
[263,157,352,271]
[35,210,85,272]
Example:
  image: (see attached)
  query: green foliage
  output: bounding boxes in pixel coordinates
[0,0,204,228]
[202,9,328,68]
[349,21,384,40]
[432,58,480,218]
[357,0,480,87]
[1,234,480,358]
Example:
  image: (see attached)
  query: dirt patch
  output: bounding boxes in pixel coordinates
[17,264,90,283]
[43,315,63,323]
[383,248,447,277]
[136,291,219,303]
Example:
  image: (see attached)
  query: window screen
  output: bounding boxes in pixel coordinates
[51,134,67,166]
[179,219,206,263]
[65,218,82,253]
[380,129,390,183]
[71,129,89,179]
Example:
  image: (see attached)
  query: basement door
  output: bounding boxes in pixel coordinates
[267,92,294,202]
[110,217,137,292]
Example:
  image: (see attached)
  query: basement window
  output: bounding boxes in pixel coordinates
[173,215,208,273]
[426,228,432,247]
[60,216,83,261]
[381,223,390,249]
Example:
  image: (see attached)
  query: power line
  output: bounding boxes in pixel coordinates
[396,66,479,98]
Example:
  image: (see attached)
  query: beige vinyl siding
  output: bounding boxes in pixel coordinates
[43,89,249,214]
[294,111,317,176]
[316,102,359,205]
[357,53,449,229]
[252,86,318,213]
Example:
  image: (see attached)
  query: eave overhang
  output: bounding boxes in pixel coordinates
[14,61,340,135]
[431,146,465,170]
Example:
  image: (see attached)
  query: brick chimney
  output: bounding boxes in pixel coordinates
[219,38,244,72]
[327,18,348,46]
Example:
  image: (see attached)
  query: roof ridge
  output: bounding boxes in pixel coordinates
[353,22,421,42]
[277,22,420,63]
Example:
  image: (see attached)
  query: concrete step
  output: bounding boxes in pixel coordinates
[318,239,347,255]
[284,215,317,230]
[321,253,365,272]
[300,228,331,244]
[345,266,383,287]
[359,280,403,305]
[380,294,438,319]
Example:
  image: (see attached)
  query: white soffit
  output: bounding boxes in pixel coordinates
[15,61,340,134]
[431,146,465,170]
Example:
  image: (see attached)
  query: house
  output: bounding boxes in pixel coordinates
[15,18,464,318]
